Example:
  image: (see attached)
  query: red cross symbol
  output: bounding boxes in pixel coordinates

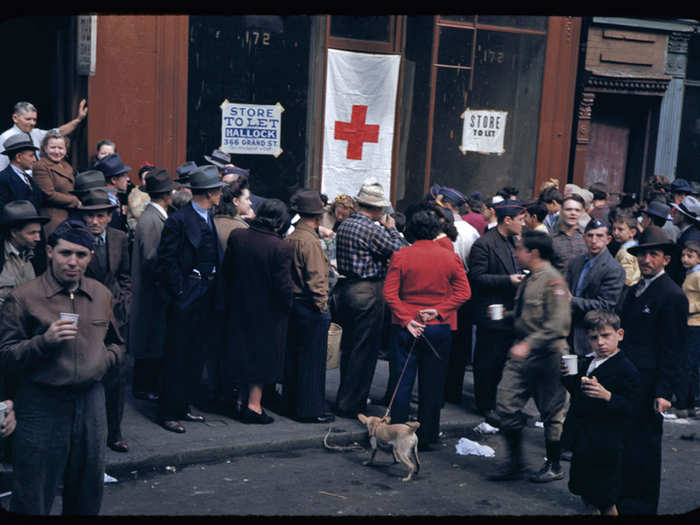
[334,105,379,160]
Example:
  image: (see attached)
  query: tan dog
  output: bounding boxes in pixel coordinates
[357,414,421,481]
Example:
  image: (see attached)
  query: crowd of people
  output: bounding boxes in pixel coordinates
[0,99,698,517]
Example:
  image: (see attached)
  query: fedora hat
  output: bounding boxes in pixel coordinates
[643,200,671,221]
[93,153,131,178]
[628,225,673,256]
[71,170,106,195]
[188,165,223,190]
[355,182,391,208]
[77,188,119,212]
[141,167,176,195]
[2,133,38,156]
[290,189,324,216]
[0,200,49,226]
[671,195,700,223]
[203,149,231,169]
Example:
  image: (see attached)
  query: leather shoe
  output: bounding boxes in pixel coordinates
[108,440,129,453]
[161,420,186,433]
[181,412,206,423]
[294,414,335,424]
[240,407,274,424]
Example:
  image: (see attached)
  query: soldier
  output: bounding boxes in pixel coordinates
[490,229,571,483]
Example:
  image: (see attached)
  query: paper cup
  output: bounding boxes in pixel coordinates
[562,354,578,375]
[488,304,504,321]
[60,313,79,328]
[0,401,7,427]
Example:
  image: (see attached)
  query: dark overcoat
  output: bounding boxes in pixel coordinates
[0,164,44,210]
[222,225,294,385]
[129,204,167,359]
[85,226,131,333]
[561,351,641,509]
[618,272,688,514]
[566,249,625,356]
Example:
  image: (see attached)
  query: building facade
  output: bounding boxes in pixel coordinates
[1,15,697,210]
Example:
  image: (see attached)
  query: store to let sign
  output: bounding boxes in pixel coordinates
[220,101,284,157]
[460,109,507,155]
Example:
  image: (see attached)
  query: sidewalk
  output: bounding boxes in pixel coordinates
[103,359,492,478]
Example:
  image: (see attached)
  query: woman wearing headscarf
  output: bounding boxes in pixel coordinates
[221,199,294,424]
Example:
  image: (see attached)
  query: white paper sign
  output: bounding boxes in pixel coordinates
[220,101,284,157]
[460,109,507,155]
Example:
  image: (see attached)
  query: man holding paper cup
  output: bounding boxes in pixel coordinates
[0,219,125,515]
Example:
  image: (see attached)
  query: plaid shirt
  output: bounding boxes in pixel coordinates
[336,212,403,280]
[551,222,587,276]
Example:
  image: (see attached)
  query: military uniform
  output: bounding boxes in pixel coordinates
[497,260,570,438]
[493,260,571,481]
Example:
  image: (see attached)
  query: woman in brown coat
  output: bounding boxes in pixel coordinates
[32,130,80,236]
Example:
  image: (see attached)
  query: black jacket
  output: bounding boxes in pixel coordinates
[467,226,519,326]
[619,272,688,402]
[155,201,224,309]
[0,164,44,210]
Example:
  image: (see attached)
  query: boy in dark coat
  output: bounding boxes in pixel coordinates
[561,310,641,516]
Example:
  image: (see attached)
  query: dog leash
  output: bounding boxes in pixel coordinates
[382,332,441,420]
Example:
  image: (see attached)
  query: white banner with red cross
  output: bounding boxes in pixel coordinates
[321,48,400,203]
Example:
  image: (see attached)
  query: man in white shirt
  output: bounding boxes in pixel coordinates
[0,100,88,171]
[437,186,480,267]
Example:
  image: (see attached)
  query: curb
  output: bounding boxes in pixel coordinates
[105,421,484,478]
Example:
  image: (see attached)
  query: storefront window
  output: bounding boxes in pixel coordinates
[429,22,547,200]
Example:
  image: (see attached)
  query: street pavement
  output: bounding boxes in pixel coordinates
[2,357,700,515]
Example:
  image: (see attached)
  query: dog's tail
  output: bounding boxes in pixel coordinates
[323,425,364,452]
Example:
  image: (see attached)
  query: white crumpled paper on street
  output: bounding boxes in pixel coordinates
[455,437,495,457]
[473,421,499,434]
[104,473,117,484]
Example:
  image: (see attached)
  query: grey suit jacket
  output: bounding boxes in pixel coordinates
[566,249,625,356]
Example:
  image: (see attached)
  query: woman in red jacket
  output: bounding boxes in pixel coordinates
[383,209,471,450]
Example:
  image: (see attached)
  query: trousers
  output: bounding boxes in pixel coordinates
[11,380,107,515]
[158,279,216,421]
[389,324,452,444]
[103,357,127,444]
[334,279,385,414]
[473,324,513,413]
[676,326,700,410]
[283,301,331,418]
[496,351,567,442]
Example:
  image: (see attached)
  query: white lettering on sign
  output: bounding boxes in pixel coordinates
[459,109,507,155]
[220,101,284,157]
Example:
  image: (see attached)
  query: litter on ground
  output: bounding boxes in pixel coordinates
[103,473,117,484]
[455,437,495,457]
[473,421,499,434]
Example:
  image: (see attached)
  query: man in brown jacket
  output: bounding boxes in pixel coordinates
[0,219,125,515]
[282,189,334,423]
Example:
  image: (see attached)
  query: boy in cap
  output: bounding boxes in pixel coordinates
[676,240,700,418]
[668,195,700,285]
